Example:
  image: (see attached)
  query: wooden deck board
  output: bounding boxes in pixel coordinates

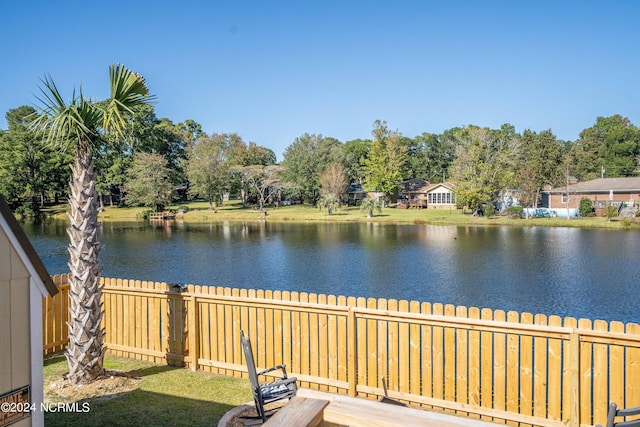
[264,396,329,427]
[297,389,503,427]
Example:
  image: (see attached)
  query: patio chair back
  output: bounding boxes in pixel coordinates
[241,330,260,388]
[599,403,640,427]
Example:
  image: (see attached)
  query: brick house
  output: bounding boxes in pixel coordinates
[545,177,640,213]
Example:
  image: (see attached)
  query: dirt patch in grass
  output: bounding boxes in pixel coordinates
[44,370,143,404]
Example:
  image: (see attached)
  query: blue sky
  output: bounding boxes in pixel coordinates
[1,0,638,161]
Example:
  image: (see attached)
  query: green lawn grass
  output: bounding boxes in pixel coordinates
[43,355,251,427]
[77,199,640,230]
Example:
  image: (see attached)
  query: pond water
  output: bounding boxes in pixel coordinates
[22,220,640,324]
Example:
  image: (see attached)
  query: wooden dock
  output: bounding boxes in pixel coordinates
[149,211,175,220]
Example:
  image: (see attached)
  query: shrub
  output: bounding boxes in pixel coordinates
[139,209,152,220]
[484,204,496,218]
[177,205,189,213]
[578,198,593,217]
[506,206,523,219]
[622,217,632,229]
[15,204,38,219]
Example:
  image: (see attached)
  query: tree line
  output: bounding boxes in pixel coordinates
[1,103,639,215]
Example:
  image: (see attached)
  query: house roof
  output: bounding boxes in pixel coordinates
[348,183,366,194]
[419,182,457,193]
[0,196,57,296]
[401,178,428,192]
[547,177,640,193]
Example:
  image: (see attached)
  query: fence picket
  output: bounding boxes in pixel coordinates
[309,293,319,390]
[506,311,520,427]
[300,292,310,388]
[421,302,433,405]
[467,306,481,416]
[493,310,507,415]
[367,297,378,398]
[579,318,593,425]
[432,303,445,403]
[627,323,640,408]
[480,308,493,420]
[444,304,456,406]
[592,320,609,426]
[398,299,410,397]
[327,294,337,394]
[534,314,548,420]
[547,316,562,422]
[318,293,329,392]
[409,301,422,399]
[455,305,469,415]
[520,312,534,427]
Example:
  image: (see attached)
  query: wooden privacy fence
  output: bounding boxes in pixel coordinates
[44,274,640,427]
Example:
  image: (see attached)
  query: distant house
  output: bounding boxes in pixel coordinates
[423,182,457,210]
[496,189,524,212]
[398,181,457,209]
[0,196,58,427]
[401,178,428,195]
[543,177,640,215]
[545,177,640,214]
[347,183,367,205]
[397,179,429,208]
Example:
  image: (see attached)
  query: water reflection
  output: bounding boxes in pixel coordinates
[21,220,640,324]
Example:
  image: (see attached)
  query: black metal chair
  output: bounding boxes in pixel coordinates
[240,330,297,421]
[597,403,640,427]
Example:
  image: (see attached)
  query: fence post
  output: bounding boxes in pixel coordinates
[188,292,199,371]
[569,331,580,427]
[348,307,356,397]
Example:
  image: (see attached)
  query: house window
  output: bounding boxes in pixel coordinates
[428,191,455,204]
[561,195,568,204]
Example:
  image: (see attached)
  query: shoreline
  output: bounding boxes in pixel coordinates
[73,201,640,230]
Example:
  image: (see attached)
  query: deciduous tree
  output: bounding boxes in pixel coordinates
[281,134,343,204]
[0,106,71,208]
[319,163,348,199]
[124,151,173,211]
[240,164,283,209]
[362,120,408,205]
[569,115,640,180]
[185,134,232,210]
[450,124,520,214]
[516,129,565,213]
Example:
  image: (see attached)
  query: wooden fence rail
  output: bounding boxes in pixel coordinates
[44,274,640,427]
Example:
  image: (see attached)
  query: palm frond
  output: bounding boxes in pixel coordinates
[103,63,155,137]
[30,74,102,151]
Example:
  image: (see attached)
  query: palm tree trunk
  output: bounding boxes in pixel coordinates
[65,146,105,384]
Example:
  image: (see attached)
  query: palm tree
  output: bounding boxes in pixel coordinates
[318,194,340,215]
[31,64,154,384]
[359,196,381,218]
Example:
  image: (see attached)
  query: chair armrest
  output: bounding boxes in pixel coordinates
[258,364,288,378]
